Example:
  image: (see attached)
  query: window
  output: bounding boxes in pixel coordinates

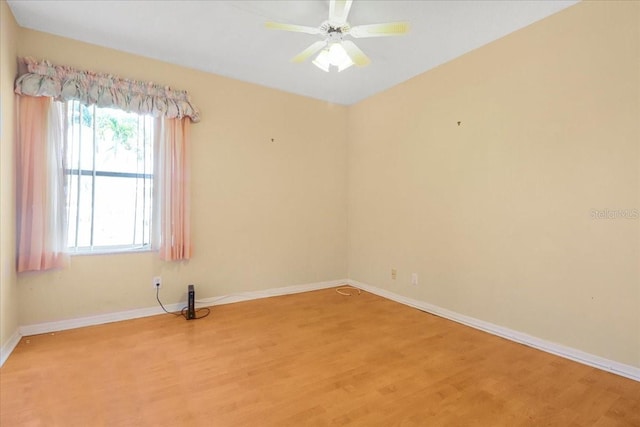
[15,57,196,271]
[65,101,154,253]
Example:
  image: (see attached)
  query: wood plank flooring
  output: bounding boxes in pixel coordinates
[1,288,639,426]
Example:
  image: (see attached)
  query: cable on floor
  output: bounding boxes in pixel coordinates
[336,286,362,296]
[181,306,211,320]
[156,287,211,320]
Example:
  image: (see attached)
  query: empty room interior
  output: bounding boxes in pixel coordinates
[1,0,639,425]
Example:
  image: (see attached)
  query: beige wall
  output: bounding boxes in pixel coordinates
[0,0,19,350]
[348,0,639,368]
[15,30,348,325]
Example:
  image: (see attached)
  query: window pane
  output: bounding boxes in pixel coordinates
[65,102,154,252]
[70,174,95,248]
[94,108,153,175]
[92,176,152,247]
[66,174,82,247]
[67,102,96,172]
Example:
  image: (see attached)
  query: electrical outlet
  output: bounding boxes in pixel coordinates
[391,268,397,280]
[411,273,418,286]
[152,276,162,289]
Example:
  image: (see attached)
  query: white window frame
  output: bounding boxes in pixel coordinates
[64,101,155,255]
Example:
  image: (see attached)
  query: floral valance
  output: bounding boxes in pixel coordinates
[15,57,200,122]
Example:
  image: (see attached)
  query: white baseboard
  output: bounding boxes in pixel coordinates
[17,278,347,338]
[196,279,345,307]
[348,279,640,382]
[1,330,22,367]
[18,304,183,337]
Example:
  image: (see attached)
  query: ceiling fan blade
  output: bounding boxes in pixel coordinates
[349,22,410,38]
[341,40,370,67]
[329,0,353,25]
[265,21,322,35]
[291,41,327,63]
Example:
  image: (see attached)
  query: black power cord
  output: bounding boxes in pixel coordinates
[180,306,211,320]
[156,286,211,320]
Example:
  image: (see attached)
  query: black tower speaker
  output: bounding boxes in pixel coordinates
[187,284,196,320]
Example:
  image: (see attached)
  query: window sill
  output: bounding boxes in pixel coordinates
[68,246,154,257]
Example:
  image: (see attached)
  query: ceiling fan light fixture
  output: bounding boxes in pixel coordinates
[329,42,354,71]
[312,49,331,72]
[313,43,354,72]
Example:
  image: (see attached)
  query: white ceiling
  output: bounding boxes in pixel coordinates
[7,0,578,105]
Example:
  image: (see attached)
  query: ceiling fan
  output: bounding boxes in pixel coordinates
[265,0,409,72]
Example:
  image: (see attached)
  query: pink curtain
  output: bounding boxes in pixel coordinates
[155,117,192,260]
[16,96,69,272]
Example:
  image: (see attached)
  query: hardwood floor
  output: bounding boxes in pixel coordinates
[1,288,639,426]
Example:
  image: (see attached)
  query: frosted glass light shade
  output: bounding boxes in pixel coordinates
[312,43,354,72]
[312,49,331,72]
